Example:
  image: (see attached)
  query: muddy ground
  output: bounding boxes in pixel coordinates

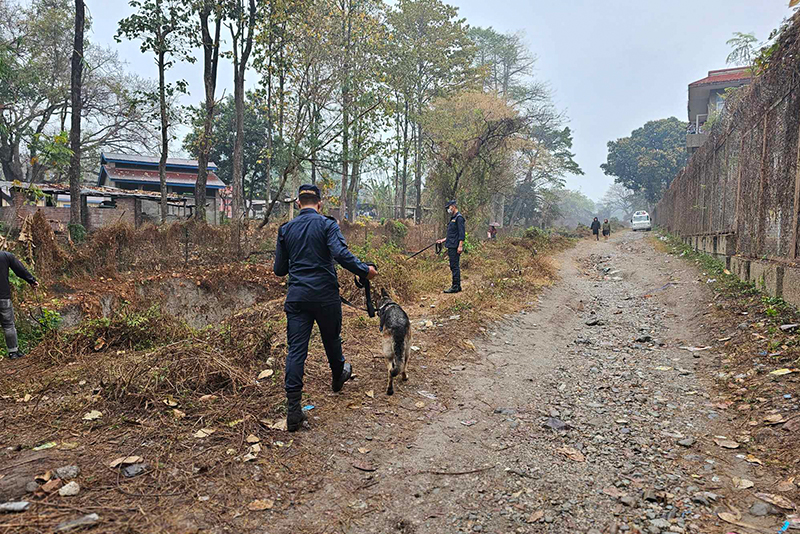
[2,230,798,533]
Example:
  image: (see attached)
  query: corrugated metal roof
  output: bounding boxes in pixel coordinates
[0,181,183,201]
[103,166,226,189]
[101,152,218,170]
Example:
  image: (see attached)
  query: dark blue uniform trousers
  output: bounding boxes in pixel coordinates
[448,248,461,288]
[284,301,344,394]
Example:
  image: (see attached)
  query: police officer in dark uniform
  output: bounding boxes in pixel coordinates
[437,200,466,294]
[273,184,378,431]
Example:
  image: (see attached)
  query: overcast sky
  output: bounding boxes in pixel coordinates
[86,0,791,201]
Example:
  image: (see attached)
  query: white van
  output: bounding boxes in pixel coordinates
[631,211,652,231]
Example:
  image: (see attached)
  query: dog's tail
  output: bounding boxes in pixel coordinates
[390,330,405,377]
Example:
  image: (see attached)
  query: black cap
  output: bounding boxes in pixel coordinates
[298,184,321,199]
[445,200,457,208]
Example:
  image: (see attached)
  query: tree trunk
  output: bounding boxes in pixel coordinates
[230,0,256,221]
[339,3,352,222]
[401,99,409,219]
[68,0,85,226]
[158,49,169,223]
[195,5,221,222]
[414,119,422,224]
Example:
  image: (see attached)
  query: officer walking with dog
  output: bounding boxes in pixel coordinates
[437,200,465,294]
[273,184,378,432]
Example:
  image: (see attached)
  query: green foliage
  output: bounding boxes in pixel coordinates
[183,92,271,198]
[10,307,62,356]
[68,223,86,244]
[462,232,479,254]
[602,117,689,203]
[726,32,758,67]
[385,220,408,245]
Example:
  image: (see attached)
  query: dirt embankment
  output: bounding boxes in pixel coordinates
[0,220,563,533]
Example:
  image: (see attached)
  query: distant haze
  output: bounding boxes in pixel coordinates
[86,0,790,200]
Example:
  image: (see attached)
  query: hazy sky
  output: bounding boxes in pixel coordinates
[86,0,791,201]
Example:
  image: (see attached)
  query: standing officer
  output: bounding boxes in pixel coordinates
[437,200,465,294]
[273,184,378,432]
[0,251,38,361]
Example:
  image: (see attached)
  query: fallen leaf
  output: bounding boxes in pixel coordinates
[162,396,178,407]
[714,437,740,449]
[246,434,260,444]
[41,478,62,493]
[415,401,425,409]
[769,368,796,376]
[654,366,672,371]
[732,477,754,490]
[755,492,796,510]
[464,340,475,350]
[59,442,79,450]
[21,393,31,403]
[365,390,375,399]
[199,394,217,402]
[242,453,257,462]
[94,337,107,351]
[109,456,143,468]
[194,428,216,438]
[227,419,244,427]
[247,499,274,511]
[352,460,377,472]
[776,477,796,492]
[557,446,586,462]
[250,443,262,454]
[745,454,764,466]
[172,409,186,419]
[261,419,287,432]
[32,441,57,451]
[718,511,763,531]
[358,447,370,454]
[257,369,274,380]
[764,414,786,425]
[526,510,544,523]
[82,410,102,421]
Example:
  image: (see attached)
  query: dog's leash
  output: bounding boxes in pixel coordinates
[406,241,443,260]
[341,262,378,318]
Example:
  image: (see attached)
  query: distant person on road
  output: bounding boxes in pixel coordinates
[273,184,378,432]
[437,200,466,293]
[602,219,611,240]
[590,217,601,241]
[0,251,38,361]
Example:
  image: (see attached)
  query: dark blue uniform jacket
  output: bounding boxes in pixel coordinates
[274,208,369,304]
[445,212,466,249]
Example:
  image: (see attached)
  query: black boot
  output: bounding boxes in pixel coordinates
[443,285,461,294]
[286,391,307,432]
[7,350,23,360]
[332,362,353,393]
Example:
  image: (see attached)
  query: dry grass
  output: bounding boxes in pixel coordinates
[0,222,571,533]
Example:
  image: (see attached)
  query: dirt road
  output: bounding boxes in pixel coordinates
[264,230,784,534]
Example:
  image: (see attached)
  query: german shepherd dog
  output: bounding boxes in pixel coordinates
[375,288,411,396]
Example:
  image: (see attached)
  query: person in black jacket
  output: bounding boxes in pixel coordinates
[437,200,466,293]
[590,217,601,241]
[0,251,38,360]
[273,184,378,431]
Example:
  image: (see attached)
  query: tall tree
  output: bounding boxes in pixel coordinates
[226,0,257,220]
[193,0,223,221]
[601,117,688,203]
[387,0,476,222]
[67,0,84,226]
[117,0,193,223]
